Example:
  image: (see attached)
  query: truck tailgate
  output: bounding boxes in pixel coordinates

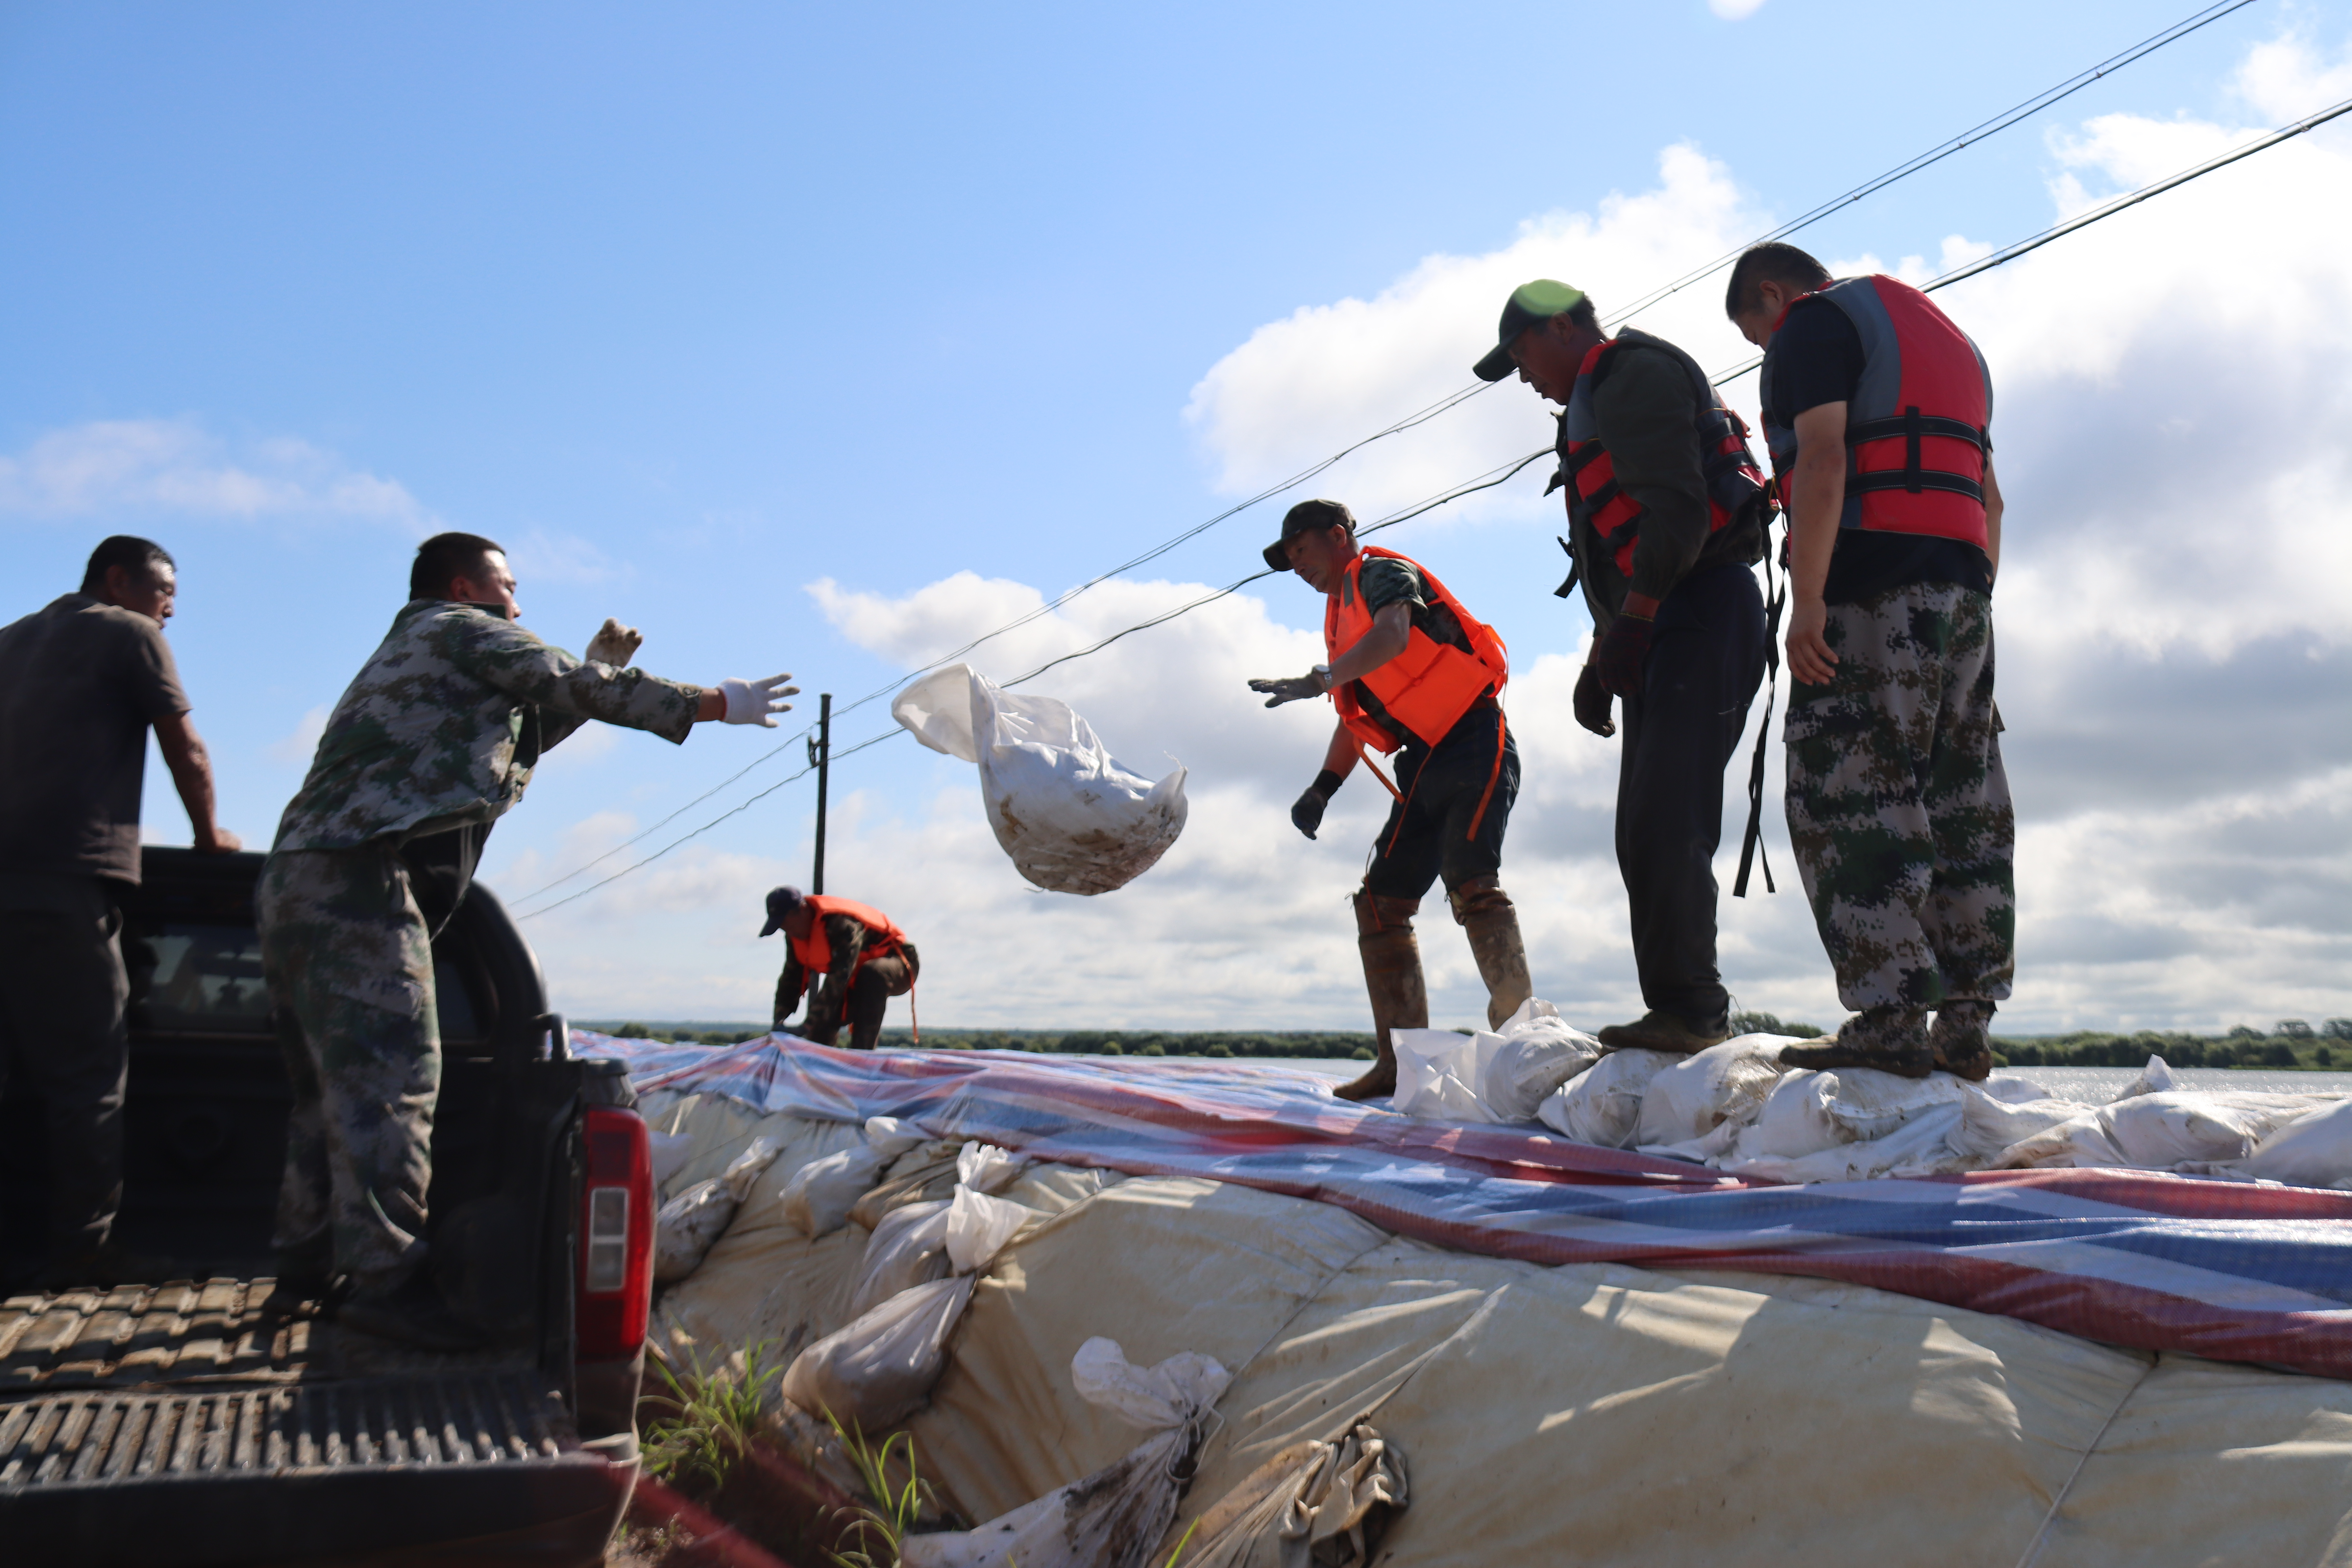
[1,1280,630,1568]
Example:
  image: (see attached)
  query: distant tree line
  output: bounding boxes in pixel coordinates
[588,1017,2352,1070]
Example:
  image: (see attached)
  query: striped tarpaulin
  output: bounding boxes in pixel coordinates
[579,1031,2352,1379]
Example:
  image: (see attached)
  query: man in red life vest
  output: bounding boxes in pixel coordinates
[1248,500,1532,1101]
[1475,279,1770,1054]
[1725,242,2013,1080]
[761,885,920,1051]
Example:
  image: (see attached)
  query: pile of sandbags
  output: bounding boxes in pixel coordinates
[1385,1019,2352,1189]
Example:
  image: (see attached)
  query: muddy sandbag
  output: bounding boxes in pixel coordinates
[1477,1000,1602,1123]
[897,1338,1231,1568]
[1180,1419,1407,1568]
[1635,1038,1789,1149]
[652,1136,785,1283]
[2000,1090,2330,1171]
[780,1118,927,1238]
[780,1274,976,1430]
[956,1140,1029,1196]
[848,1200,953,1317]
[1949,1084,2087,1164]
[1537,1049,1677,1148]
[1725,1102,1968,1183]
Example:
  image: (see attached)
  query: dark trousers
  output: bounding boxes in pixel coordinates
[1363,704,1519,901]
[1615,563,1767,1025]
[0,874,129,1258]
[798,948,918,1051]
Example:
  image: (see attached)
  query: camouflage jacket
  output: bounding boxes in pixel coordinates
[271,601,703,851]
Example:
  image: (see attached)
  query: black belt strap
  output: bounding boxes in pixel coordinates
[1734,506,1783,899]
[1552,535,1581,601]
[1847,469,1985,501]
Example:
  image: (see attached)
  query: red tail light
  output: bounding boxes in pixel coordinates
[577,1105,654,1360]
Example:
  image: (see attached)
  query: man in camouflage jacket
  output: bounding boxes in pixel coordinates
[261,531,794,1346]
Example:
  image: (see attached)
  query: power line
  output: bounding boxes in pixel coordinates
[510,448,1551,920]
[1601,0,2258,331]
[1706,89,2352,388]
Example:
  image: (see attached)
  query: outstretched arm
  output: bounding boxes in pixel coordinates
[153,712,240,852]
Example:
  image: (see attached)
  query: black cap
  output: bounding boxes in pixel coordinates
[1261,498,1356,572]
[758,885,805,937]
[1472,279,1589,382]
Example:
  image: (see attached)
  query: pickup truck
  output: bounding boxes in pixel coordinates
[0,846,655,1567]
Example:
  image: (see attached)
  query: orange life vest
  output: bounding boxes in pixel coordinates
[1323,546,1509,754]
[788,895,907,993]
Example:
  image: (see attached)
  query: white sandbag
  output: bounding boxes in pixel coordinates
[955,1140,1029,1195]
[848,1199,953,1317]
[1950,1086,2086,1163]
[779,1142,892,1238]
[943,1184,1031,1275]
[1537,1049,1677,1149]
[865,1116,927,1162]
[1816,1067,1971,1142]
[651,1136,786,1283]
[898,1338,1231,1568]
[1392,1029,1501,1123]
[1998,1108,2127,1170]
[2111,1055,2183,1100]
[1725,1102,1967,1183]
[779,1274,976,1431]
[2231,1099,2352,1189]
[1998,1091,2328,1171]
[1476,1000,1602,1123]
[1634,1037,1789,1148]
[648,1129,695,1196]
[1733,1071,1843,1161]
[892,662,1188,897]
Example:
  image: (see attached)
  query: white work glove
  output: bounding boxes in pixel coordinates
[720,673,799,727]
[584,617,643,666]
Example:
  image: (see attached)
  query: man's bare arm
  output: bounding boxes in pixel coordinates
[1326,602,1412,687]
[1785,402,1850,686]
[1982,456,2003,579]
[153,712,241,853]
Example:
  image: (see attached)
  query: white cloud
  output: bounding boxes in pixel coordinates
[0,418,435,529]
[268,704,330,767]
[1709,0,1768,18]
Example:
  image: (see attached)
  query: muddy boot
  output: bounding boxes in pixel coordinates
[1449,877,1532,1030]
[1930,1000,1996,1082]
[1337,890,1428,1102]
[1778,1007,1933,1079]
[1596,1010,1732,1055]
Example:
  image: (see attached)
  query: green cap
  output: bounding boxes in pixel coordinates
[1472,279,1587,382]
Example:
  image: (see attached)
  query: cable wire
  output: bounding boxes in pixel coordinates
[1600,0,2258,331]
[1706,89,2352,387]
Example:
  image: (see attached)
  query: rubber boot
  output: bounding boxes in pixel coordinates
[1337,890,1428,1102]
[1449,876,1533,1030]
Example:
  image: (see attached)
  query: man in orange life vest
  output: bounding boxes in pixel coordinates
[1726,243,2013,1080]
[761,885,920,1052]
[1248,500,1532,1101]
[1475,280,1770,1054]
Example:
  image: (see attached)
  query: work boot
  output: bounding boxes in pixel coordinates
[260,1240,344,1321]
[1338,890,1428,1102]
[1449,877,1533,1030]
[335,1269,485,1352]
[1778,1008,1933,1079]
[31,1239,173,1293]
[1596,1010,1732,1056]
[1930,1001,1997,1082]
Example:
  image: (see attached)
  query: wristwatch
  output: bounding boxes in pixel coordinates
[1313,664,1332,693]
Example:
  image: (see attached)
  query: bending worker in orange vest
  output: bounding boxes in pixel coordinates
[1249,500,1533,1100]
[761,885,920,1051]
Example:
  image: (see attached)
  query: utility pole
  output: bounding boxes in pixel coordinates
[810,693,832,895]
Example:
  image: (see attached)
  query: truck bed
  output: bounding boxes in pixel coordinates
[1,1279,627,1568]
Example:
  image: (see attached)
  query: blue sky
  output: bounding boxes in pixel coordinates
[6,2,2349,1033]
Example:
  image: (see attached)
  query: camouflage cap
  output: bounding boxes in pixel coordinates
[1473,279,1588,382]
[759,885,806,937]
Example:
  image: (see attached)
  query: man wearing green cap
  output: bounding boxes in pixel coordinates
[1474,281,1770,1053]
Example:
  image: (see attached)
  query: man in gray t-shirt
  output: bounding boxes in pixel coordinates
[0,535,240,1289]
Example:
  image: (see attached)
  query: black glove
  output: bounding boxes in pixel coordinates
[1573,662,1616,737]
[1249,669,1328,708]
[1593,612,1654,699]
[1291,769,1344,839]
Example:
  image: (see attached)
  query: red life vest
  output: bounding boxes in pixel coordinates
[1557,327,1767,577]
[788,895,907,993]
[1758,274,1992,549]
[1323,546,1509,754]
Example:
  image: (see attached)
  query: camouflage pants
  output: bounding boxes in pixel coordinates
[256,844,441,1290]
[1784,583,2015,1017]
